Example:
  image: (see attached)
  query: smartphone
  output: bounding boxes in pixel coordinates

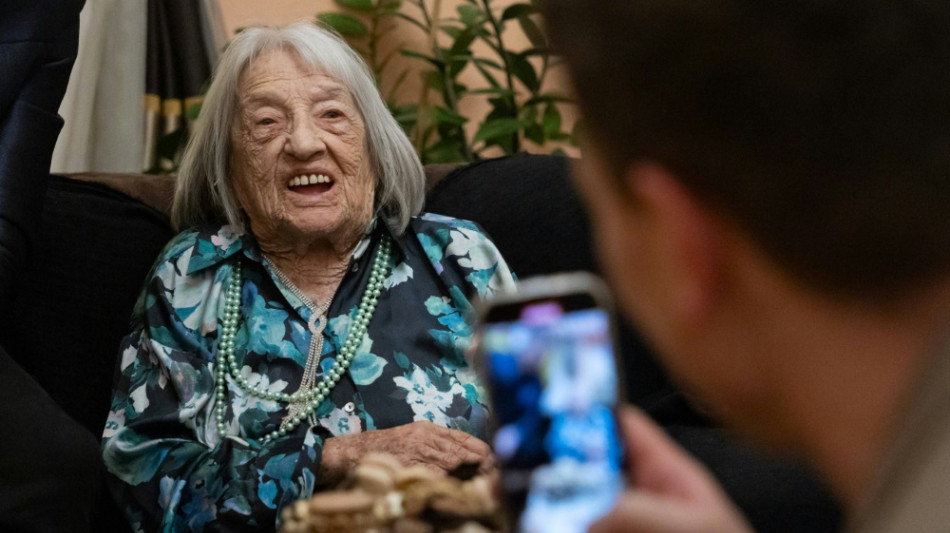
[474,273,626,533]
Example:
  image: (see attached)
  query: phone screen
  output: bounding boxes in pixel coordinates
[481,294,624,533]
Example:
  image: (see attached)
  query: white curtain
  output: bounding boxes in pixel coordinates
[52,0,148,174]
[52,0,226,174]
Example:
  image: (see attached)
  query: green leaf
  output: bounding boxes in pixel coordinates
[473,25,492,41]
[401,49,443,69]
[423,72,466,102]
[432,106,468,127]
[185,101,202,121]
[501,3,535,21]
[472,60,501,88]
[425,70,446,92]
[393,12,427,32]
[474,118,523,143]
[447,59,470,78]
[424,139,467,164]
[334,0,373,11]
[445,39,472,78]
[468,87,515,96]
[435,121,462,140]
[446,52,475,63]
[508,52,540,92]
[517,14,546,48]
[487,96,517,120]
[542,103,562,139]
[525,122,545,145]
[441,25,463,39]
[317,12,368,36]
[391,103,418,124]
[473,57,504,70]
[449,26,478,58]
[457,4,483,27]
[522,104,538,123]
[520,46,552,58]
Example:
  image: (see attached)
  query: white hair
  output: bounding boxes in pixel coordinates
[172,22,425,235]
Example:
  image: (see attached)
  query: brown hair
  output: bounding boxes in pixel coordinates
[544,0,950,301]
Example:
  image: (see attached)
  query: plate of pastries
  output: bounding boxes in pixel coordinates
[280,452,504,533]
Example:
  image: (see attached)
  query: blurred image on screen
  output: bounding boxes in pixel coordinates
[484,302,623,533]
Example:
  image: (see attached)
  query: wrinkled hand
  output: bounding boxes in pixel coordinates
[320,421,493,484]
[590,407,754,533]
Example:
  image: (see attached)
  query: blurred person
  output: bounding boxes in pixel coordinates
[543,1,950,531]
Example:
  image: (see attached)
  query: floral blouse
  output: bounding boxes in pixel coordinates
[101,213,516,532]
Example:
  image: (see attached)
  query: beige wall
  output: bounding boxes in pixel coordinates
[220,0,332,33]
[217,0,577,157]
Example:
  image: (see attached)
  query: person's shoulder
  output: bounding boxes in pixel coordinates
[151,224,246,280]
[125,226,237,341]
[411,212,485,235]
[408,212,516,296]
[129,227,212,329]
[409,211,481,231]
[407,212,494,259]
[157,227,202,262]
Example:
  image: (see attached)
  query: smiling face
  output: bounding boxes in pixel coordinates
[230,49,375,253]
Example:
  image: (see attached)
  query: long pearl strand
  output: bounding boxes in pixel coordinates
[214,235,392,443]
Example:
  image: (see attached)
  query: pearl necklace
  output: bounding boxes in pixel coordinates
[214,235,392,443]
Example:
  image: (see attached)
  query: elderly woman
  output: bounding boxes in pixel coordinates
[101,22,515,531]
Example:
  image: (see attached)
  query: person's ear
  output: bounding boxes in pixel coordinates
[623,162,724,327]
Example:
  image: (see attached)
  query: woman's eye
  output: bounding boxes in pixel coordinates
[256,117,277,126]
[323,110,343,119]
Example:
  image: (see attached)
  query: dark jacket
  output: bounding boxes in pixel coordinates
[0,0,84,306]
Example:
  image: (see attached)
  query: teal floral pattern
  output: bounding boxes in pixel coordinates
[101,214,515,532]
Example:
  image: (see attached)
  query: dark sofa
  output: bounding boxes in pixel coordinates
[0,153,841,532]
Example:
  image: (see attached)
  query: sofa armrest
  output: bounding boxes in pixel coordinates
[66,172,176,215]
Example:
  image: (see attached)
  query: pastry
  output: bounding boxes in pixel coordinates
[354,462,396,495]
[279,452,501,533]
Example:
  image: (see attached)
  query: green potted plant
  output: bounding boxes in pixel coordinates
[318,0,578,163]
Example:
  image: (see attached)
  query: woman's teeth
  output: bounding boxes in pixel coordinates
[289,174,330,187]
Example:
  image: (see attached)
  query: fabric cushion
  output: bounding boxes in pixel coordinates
[424,152,675,407]
[0,175,174,437]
